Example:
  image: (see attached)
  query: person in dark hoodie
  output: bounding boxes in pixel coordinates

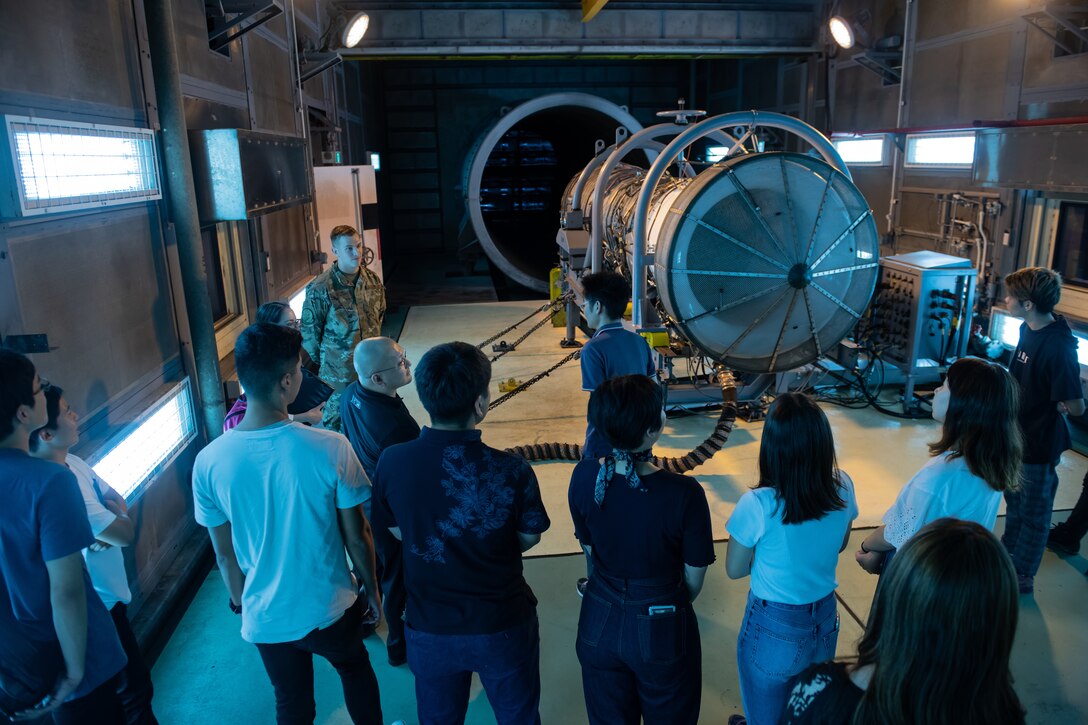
[1001,267,1085,594]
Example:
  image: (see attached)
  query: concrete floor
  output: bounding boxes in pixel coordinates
[151,301,1088,724]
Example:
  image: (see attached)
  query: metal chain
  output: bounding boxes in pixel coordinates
[476,295,570,351]
[488,350,581,410]
[489,310,563,362]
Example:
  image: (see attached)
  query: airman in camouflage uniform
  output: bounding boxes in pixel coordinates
[301,225,386,432]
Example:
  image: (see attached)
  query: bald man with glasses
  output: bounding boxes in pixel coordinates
[341,337,420,667]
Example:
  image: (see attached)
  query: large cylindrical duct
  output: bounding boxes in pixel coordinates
[465,93,643,291]
[563,115,880,374]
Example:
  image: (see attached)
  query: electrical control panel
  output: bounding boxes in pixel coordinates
[869,251,977,388]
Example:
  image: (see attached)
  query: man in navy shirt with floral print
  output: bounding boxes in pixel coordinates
[373,341,550,725]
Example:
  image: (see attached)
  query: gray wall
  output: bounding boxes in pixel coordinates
[0,0,338,636]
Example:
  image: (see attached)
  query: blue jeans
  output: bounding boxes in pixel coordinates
[575,573,700,725]
[406,615,541,725]
[1002,461,1061,577]
[736,590,839,725]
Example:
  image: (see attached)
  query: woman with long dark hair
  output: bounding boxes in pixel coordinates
[569,375,715,725]
[783,518,1025,724]
[725,393,858,725]
[855,356,1023,574]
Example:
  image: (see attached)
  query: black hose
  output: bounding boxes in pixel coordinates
[505,368,739,473]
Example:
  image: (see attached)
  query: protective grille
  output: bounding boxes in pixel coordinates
[4,115,161,216]
[656,153,879,372]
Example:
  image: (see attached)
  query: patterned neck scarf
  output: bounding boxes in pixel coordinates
[594,448,655,506]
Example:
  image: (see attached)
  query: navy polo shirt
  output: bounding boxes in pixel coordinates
[568,459,715,581]
[372,427,551,635]
[580,322,657,458]
[341,381,421,481]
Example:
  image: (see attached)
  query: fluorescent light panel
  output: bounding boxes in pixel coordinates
[905,132,976,168]
[5,115,161,216]
[833,137,886,165]
[91,380,196,501]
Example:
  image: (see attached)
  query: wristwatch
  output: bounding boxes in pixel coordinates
[228,598,242,615]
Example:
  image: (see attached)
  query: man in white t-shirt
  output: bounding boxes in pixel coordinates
[193,322,384,725]
[30,383,158,724]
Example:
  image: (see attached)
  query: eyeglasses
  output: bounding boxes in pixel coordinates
[368,355,409,377]
[284,318,302,330]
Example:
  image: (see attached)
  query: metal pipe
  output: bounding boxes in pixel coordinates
[885,0,917,238]
[589,125,737,274]
[144,0,225,441]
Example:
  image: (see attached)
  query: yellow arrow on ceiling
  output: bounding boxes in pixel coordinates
[582,0,609,23]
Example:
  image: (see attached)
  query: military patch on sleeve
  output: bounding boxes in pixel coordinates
[301,307,316,324]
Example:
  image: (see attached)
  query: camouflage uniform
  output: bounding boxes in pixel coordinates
[301,264,386,432]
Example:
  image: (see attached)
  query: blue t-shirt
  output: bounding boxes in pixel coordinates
[569,461,716,581]
[372,427,551,635]
[580,322,657,458]
[0,449,126,700]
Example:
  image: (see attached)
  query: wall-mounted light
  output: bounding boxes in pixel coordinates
[342,12,369,48]
[829,16,856,48]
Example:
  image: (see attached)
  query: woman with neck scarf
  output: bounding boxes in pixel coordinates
[725,393,859,725]
[567,375,715,725]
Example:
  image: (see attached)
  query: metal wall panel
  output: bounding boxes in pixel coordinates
[249,33,298,134]
[170,0,248,93]
[831,64,899,132]
[0,0,143,116]
[4,208,180,420]
[259,204,316,300]
[974,125,1088,192]
[909,32,1011,127]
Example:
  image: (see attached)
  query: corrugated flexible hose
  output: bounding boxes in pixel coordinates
[505,367,738,473]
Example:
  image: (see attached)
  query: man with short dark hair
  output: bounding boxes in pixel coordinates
[342,336,420,667]
[30,384,158,724]
[575,272,658,597]
[0,349,127,723]
[301,224,387,432]
[372,341,550,725]
[578,272,657,460]
[1002,266,1085,593]
[192,323,384,724]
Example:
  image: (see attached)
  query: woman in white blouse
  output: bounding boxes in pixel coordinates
[855,357,1023,574]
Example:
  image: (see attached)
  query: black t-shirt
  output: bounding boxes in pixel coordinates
[568,460,715,580]
[1010,317,1083,464]
[341,381,421,480]
[372,427,551,635]
[782,661,863,724]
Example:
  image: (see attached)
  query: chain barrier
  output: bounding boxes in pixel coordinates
[488,350,580,411]
[476,295,571,352]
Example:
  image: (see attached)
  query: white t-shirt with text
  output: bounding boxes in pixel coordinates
[727,472,858,605]
[193,421,371,644]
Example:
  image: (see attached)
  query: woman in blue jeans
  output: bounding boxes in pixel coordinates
[725,393,859,725]
[568,375,716,725]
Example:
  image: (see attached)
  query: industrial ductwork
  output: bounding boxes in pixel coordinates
[464,93,644,291]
